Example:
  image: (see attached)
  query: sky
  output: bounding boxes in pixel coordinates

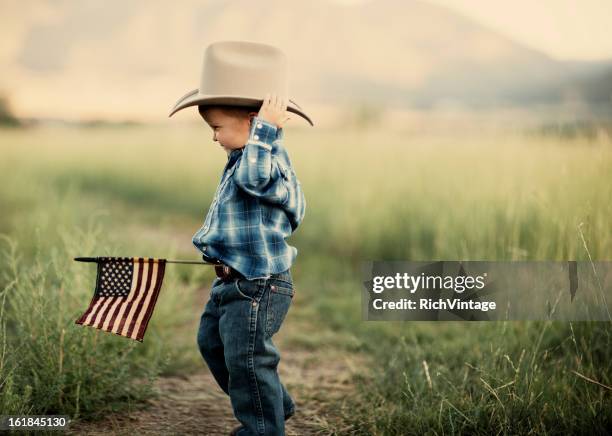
[414,0,612,61]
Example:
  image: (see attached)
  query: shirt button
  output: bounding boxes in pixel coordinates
[252,301,258,307]
[257,123,263,129]
[249,158,256,163]
[254,134,259,140]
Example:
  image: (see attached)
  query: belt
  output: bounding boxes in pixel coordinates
[202,252,244,281]
[214,264,244,281]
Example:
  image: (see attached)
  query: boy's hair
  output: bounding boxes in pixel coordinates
[198,104,258,120]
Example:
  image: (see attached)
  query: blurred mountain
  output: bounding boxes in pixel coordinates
[182,0,612,110]
[2,0,611,120]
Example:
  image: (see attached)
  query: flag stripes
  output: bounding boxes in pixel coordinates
[75,257,166,342]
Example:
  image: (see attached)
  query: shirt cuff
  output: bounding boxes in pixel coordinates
[249,116,278,146]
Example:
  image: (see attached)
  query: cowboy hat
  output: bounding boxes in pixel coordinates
[168,40,314,126]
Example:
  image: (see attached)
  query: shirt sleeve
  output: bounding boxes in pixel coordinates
[288,173,306,231]
[233,116,284,199]
[233,116,306,230]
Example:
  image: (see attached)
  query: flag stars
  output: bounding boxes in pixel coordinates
[95,258,136,297]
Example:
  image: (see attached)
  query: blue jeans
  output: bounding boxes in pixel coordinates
[197,269,296,435]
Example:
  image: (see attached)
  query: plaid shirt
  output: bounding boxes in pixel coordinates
[192,116,306,280]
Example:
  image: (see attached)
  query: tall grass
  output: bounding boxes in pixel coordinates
[0,124,610,432]
[0,229,160,417]
[0,153,206,419]
[341,321,611,434]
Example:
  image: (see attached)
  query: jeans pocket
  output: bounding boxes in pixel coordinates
[234,278,260,302]
[265,282,294,338]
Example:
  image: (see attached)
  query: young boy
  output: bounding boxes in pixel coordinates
[195,94,305,436]
[169,41,312,435]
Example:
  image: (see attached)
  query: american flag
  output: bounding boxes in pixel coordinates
[75,257,166,342]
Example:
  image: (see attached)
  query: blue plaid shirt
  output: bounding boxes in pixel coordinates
[192,116,306,280]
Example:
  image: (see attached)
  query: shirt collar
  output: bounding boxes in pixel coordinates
[227,148,243,168]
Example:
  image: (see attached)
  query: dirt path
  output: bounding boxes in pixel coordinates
[68,286,367,435]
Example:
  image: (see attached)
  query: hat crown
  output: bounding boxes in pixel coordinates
[168,40,313,126]
[200,41,289,99]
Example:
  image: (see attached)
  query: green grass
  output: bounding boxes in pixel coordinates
[0,123,610,433]
[342,321,611,434]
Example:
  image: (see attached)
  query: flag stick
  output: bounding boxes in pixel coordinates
[73,257,219,265]
[165,259,220,265]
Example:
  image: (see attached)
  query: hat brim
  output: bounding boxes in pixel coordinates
[168,89,314,126]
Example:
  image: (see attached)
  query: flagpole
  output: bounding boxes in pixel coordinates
[165,259,220,265]
[74,257,219,265]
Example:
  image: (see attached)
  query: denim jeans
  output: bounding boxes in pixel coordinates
[197,269,296,435]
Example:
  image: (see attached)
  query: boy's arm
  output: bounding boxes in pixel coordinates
[233,116,306,230]
[233,116,284,196]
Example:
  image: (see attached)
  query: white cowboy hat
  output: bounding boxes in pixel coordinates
[168,40,314,126]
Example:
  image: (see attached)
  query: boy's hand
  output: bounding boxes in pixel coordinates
[257,93,292,129]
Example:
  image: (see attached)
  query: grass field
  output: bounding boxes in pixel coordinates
[0,122,610,433]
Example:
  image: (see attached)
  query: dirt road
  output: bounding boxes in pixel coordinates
[68,285,367,435]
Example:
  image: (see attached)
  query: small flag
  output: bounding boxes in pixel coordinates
[75,257,166,342]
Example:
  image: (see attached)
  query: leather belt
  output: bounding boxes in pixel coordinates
[214,264,244,281]
[202,252,244,281]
